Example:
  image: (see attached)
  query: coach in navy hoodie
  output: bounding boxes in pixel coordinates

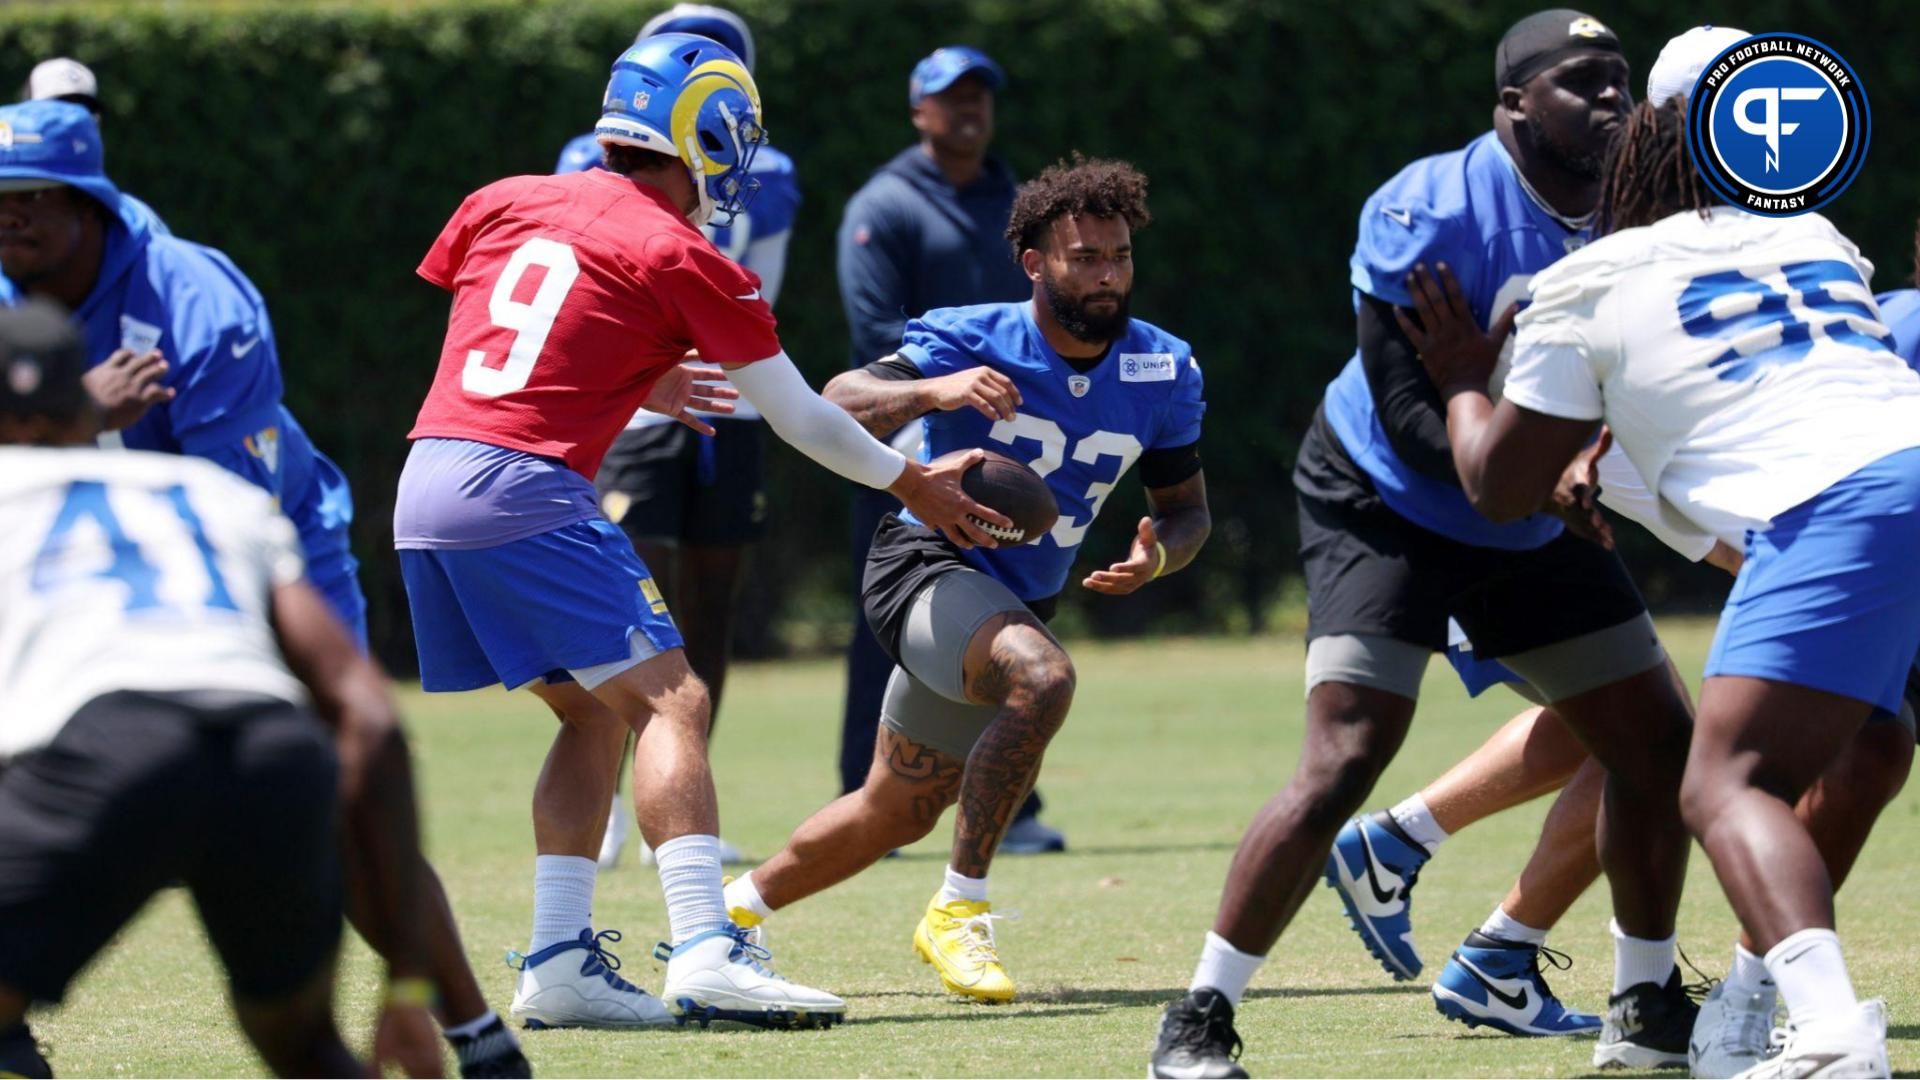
[832,46,1063,851]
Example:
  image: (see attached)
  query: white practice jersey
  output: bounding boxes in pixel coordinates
[1503,207,1920,546]
[0,447,308,760]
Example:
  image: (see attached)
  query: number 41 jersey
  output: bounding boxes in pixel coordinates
[0,447,308,760]
[897,303,1205,601]
[410,169,782,479]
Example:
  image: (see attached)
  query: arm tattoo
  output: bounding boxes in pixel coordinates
[1145,469,1212,576]
[878,728,964,825]
[824,370,934,437]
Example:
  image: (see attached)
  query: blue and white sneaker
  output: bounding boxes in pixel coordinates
[657,925,846,1030]
[507,928,676,1029]
[1431,932,1602,1037]
[1324,810,1428,979]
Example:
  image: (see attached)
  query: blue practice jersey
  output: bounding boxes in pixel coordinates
[1877,289,1920,372]
[896,303,1205,601]
[1322,130,1587,550]
[554,134,800,263]
[0,193,357,581]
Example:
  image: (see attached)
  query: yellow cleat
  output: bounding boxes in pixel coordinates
[912,894,1016,1003]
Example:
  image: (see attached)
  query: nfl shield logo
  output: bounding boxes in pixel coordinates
[1068,375,1091,398]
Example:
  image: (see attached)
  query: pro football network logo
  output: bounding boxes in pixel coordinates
[1686,33,1868,216]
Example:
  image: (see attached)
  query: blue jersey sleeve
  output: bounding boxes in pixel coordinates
[1875,289,1920,373]
[1348,157,1479,308]
[1156,353,1206,448]
[895,308,981,377]
[554,133,602,175]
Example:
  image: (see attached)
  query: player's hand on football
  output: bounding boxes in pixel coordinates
[928,368,1022,421]
[892,448,1011,549]
[1396,262,1518,398]
[1084,517,1161,595]
[1549,426,1614,549]
[83,347,174,430]
[371,996,443,1078]
[641,362,738,436]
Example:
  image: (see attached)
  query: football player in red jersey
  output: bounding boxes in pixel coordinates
[396,34,1006,1032]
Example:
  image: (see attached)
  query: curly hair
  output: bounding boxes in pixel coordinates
[1595,96,1716,234]
[1005,153,1151,258]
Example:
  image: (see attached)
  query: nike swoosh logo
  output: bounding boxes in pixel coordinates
[231,336,262,358]
[735,288,762,301]
[1787,1052,1851,1073]
[1381,206,1413,227]
[1356,828,1400,906]
[1778,944,1819,965]
[1455,954,1531,1012]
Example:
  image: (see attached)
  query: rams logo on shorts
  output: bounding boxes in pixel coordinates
[639,577,671,615]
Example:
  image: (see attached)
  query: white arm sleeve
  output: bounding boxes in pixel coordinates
[728,351,908,490]
[742,230,790,307]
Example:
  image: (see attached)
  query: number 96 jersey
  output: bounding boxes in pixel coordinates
[896,303,1205,601]
[409,169,782,479]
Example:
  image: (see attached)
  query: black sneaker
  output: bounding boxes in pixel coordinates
[451,1015,534,1079]
[1592,967,1702,1069]
[1150,988,1249,1079]
[0,1022,51,1079]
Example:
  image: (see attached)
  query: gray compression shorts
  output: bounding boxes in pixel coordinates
[1304,614,1666,706]
[880,568,1060,759]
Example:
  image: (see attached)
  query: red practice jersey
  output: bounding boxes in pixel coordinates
[410,169,779,477]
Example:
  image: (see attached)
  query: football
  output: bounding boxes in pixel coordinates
[951,448,1059,544]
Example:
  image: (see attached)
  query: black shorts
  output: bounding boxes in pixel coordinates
[0,691,343,1004]
[595,418,767,547]
[861,514,1058,664]
[1295,407,1648,658]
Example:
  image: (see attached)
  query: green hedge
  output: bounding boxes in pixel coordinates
[7,0,1917,669]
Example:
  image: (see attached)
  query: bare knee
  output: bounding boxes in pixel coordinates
[1293,684,1410,834]
[972,625,1076,740]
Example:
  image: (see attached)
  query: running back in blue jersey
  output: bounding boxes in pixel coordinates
[1321,130,1588,550]
[894,303,1204,601]
[1876,289,1920,371]
[555,136,800,265]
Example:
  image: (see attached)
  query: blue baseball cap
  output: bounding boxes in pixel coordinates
[909,45,1005,106]
[0,100,118,210]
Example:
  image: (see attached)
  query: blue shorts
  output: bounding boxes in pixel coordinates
[399,518,684,693]
[1445,645,1523,698]
[1706,448,1920,714]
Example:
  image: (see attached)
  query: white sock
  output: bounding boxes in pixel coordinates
[1725,942,1776,1001]
[443,1008,502,1041]
[530,854,596,953]
[1190,931,1265,1007]
[1478,906,1549,947]
[1610,918,1676,995]
[1766,928,1859,1030]
[939,865,989,905]
[723,870,775,920]
[655,834,731,945]
[1388,793,1449,854]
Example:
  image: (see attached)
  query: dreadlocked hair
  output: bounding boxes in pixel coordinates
[1005,152,1151,258]
[1596,97,1715,235]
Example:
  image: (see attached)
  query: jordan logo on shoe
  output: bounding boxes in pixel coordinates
[1356,829,1402,907]
[1454,954,1531,1012]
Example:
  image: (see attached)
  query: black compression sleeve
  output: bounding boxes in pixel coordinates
[1139,440,1201,489]
[1356,293,1459,486]
[862,355,924,381]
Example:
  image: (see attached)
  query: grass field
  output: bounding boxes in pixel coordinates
[31,618,1920,1077]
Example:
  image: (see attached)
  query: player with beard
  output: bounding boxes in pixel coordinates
[1149,11,1703,1078]
[718,156,1210,1003]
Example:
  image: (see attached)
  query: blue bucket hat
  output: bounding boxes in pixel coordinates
[909,45,1005,106]
[0,100,119,210]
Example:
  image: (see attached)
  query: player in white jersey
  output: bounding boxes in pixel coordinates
[1407,98,1920,1078]
[0,302,442,1078]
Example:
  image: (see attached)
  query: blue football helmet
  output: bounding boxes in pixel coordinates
[639,4,755,73]
[594,31,764,226]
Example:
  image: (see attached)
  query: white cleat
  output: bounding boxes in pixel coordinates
[658,926,845,1030]
[1691,982,1777,1077]
[1732,1000,1888,1079]
[507,928,675,1029]
[598,795,630,870]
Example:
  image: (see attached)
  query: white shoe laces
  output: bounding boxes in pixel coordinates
[955,910,1018,966]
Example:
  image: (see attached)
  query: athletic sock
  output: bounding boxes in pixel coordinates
[442,1008,503,1041]
[1190,931,1265,1007]
[1725,942,1776,1001]
[1478,906,1549,947]
[939,865,989,905]
[530,854,596,953]
[445,1011,521,1070]
[1610,918,1676,995]
[655,834,732,945]
[1766,928,1859,1030]
[1388,793,1449,855]
[724,870,775,921]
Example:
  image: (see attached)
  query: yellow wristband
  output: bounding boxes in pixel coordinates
[385,976,436,1009]
[1151,541,1168,580]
